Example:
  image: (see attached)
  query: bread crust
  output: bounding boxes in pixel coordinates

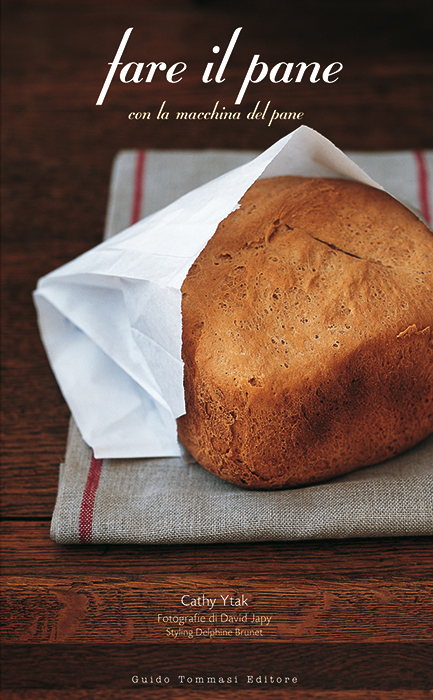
[177,176,433,489]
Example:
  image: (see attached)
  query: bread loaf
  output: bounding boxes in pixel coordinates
[177,176,433,489]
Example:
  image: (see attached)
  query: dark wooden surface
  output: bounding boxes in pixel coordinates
[1,1,433,698]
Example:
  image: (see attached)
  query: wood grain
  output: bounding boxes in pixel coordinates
[2,0,433,697]
[3,523,433,579]
[2,575,433,644]
[2,643,433,692]
[2,693,433,700]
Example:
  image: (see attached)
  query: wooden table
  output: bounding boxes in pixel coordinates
[2,1,433,697]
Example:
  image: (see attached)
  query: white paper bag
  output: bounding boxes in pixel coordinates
[34,126,386,458]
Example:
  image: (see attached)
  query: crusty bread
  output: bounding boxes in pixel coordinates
[177,176,433,489]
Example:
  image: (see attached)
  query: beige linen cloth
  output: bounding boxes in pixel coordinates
[51,149,433,544]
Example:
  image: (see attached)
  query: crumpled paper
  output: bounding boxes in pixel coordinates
[34,125,392,459]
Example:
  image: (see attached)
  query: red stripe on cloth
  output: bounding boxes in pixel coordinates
[77,151,146,543]
[414,151,431,225]
[78,455,103,543]
[130,150,146,225]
